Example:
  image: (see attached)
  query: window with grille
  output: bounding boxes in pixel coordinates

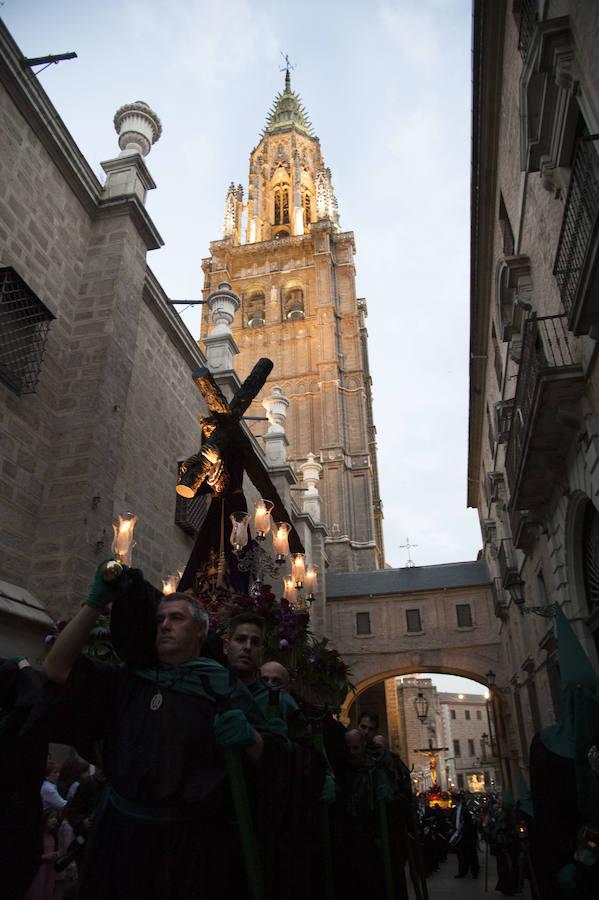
[453,739,461,757]
[0,266,54,395]
[476,710,482,720]
[456,604,473,627]
[468,739,475,756]
[356,612,371,635]
[406,609,422,632]
[465,709,471,721]
[451,709,456,720]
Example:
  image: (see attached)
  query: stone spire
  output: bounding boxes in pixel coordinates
[263,69,315,138]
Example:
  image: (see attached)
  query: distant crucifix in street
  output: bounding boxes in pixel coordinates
[400,536,418,568]
[414,737,449,785]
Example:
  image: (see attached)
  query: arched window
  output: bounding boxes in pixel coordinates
[284,286,304,320]
[273,183,290,226]
[245,291,265,328]
[303,191,312,227]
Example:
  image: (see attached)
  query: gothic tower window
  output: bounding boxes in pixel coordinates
[284,286,304,320]
[245,290,266,328]
[273,183,290,226]
[303,191,312,227]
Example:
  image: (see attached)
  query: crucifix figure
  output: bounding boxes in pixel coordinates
[176,358,303,592]
[414,737,449,786]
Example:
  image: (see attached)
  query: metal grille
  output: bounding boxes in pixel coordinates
[516,0,538,59]
[554,138,599,316]
[583,501,599,609]
[0,266,54,395]
[506,315,576,492]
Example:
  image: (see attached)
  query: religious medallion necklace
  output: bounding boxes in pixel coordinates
[150,667,187,711]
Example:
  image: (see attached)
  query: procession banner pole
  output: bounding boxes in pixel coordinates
[201,676,264,900]
[312,724,335,900]
[374,768,395,900]
[484,831,489,892]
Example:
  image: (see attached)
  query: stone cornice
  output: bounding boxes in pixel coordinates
[143,267,207,370]
[468,0,506,507]
[97,195,163,251]
[0,20,102,214]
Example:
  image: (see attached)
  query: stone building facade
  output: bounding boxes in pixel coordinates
[0,23,318,657]
[469,0,599,788]
[199,69,385,573]
[439,691,499,792]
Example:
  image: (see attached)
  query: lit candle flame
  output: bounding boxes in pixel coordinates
[162,575,178,595]
[111,513,138,566]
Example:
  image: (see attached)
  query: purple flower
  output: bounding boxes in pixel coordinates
[279,639,289,649]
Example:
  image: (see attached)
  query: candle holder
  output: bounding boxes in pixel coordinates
[229,511,250,554]
[291,552,305,589]
[254,499,274,540]
[272,522,291,563]
[102,512,138,582]
[304,563,318,602]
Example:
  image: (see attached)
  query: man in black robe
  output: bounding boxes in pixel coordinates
[43,567,271,900]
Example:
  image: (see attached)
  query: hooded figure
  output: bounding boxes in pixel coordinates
[530,604,599,900]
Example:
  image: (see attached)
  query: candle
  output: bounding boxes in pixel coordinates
[305,563,318,598]
[162,575,178,595]
[111,512,138,566]
[272,522,291,561]
[291,552,305,588]
[254,499,274,539]
[230,511,250,553]
[283,575,298,607]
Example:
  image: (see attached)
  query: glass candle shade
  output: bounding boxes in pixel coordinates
[272,522,291,561]
[291,552,305,588]
[161,575,178,595]
[283,575,298,607]
[230,511,250,553]
[111,512,138,566]
[304,563,318,598]
[254,499,274,539]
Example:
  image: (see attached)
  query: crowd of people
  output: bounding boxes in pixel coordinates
[1,566,430,900]
[2,565,599,899]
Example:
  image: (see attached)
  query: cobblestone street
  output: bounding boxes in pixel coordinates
[408,852,533,900]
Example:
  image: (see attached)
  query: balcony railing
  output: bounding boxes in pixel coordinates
[516,0,538,59]
[554,137,599,335]
[506,315,584,530]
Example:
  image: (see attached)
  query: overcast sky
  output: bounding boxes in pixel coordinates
[4,0,482,570]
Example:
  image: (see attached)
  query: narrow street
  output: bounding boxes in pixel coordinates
[409,852,533,900]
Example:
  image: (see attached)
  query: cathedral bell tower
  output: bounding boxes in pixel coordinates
[201,68,385,572]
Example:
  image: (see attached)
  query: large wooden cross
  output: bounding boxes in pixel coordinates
[176,358,304,555]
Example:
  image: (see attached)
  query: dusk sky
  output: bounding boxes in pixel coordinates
[3,0,482,571]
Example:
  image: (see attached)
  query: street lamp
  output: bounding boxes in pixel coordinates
[414,692,429,721]
[486,669,496,687]
[504,570,526,605]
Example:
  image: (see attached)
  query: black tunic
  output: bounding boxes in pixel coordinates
[65,656,267,900]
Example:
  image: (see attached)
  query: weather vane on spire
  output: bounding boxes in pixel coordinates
[280,52,295,89]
